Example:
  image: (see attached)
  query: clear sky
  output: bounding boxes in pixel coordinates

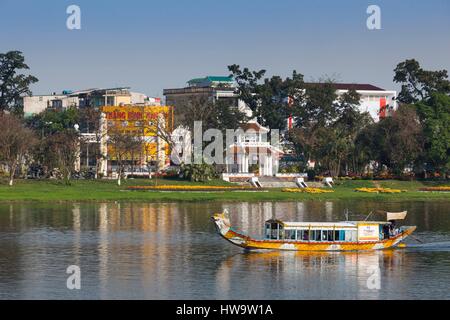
[1,0,449,97]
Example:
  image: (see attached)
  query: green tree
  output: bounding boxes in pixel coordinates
[0,51,38,114]
[27,107,80,135]
[415,93,450,175]
[357,105,424,175]
[394,59,450,104]
[0,113,37,185]
[228,64,304,131]
[26,108,81,181]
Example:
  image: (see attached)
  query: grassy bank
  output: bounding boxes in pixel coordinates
[0,178,449,202]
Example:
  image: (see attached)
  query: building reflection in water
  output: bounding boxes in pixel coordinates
[215,249,409,299]
[0,200,447,299]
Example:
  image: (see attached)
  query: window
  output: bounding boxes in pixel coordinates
[285,229,296,240]
[345,230,357,242]
[51,100,63,109]
[265,224,271,239]
[311,230,322,241]
[304,230,310,241]
[334,230,340,241]
[270,223,279,240]
[326,230,334,241]
[335,230,346,241]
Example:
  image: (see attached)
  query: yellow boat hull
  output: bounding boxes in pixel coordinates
[212,213,416,252]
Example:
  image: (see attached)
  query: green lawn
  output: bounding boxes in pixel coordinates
[0,178,449,202]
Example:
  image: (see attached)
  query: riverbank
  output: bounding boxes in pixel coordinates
[0,179,449,202]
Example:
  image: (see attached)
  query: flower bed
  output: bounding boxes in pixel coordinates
[419,186,450,192]
[127,185,257,192]
[354,188,405,194]
[282,188,334,194]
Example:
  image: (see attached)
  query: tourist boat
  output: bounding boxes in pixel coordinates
[212,211,416,251]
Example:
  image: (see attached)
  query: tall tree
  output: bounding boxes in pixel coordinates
[79,107,104,178]
[0,114,37,186]
[49,130,81,184]
[27,107,81,180]
[0,51,38,114]
[107,124,143,186]
[228,64,304,131]
[415,93,450,175]
[356,105,424,174]
[394,59,450,104]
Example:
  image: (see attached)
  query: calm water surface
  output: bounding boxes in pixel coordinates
[0,200,449,300]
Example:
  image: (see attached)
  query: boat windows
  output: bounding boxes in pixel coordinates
[311,230,322,241]
[345,230,357,242]
[295,230,305,241]
[285,229,296,240]
[302,230,309,241]
[326,230,334,241]
[265,222,284,240]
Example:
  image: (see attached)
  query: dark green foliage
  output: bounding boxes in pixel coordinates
[414,93,450,174]
[394,59,450,104]
[0,51,38,114]
[180,163,218,182]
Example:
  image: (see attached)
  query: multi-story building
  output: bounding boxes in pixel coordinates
[163,76,250,118]
[22,87,169,176]
[99,105,174,176]
[286,83,397,129]
[23,87,159,116]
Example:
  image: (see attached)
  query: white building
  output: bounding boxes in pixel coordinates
[287,83,397,128]
[225,121,284,177]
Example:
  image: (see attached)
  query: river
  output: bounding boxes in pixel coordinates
[0,200,449,299]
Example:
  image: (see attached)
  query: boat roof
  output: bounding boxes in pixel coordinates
[266,219,389,228]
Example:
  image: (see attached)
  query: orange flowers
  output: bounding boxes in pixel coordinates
[355,188,405,193]
[419,186,450,192]
[282,188,334,194]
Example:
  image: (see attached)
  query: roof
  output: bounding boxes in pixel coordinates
[267,219,388,228]
[267,220,356,228]
[305,82,385,91]
[239,122,270,132]
[188,76,234,84]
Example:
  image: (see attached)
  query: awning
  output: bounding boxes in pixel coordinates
[386,211,407,221]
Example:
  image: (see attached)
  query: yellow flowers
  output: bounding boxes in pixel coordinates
[419,186,450,192]
[127,185,254,191]
[354,188,405,193]
[282,188,334,194]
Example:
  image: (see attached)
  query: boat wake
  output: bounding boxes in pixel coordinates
[405,241,450,252]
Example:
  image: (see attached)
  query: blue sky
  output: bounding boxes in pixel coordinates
[1,0,449,97]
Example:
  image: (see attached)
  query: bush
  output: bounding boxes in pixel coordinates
[180,163,218,182]
[306,169,316,181]
[280,165,301,174]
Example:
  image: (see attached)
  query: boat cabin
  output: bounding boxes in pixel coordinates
[264,219,399,242]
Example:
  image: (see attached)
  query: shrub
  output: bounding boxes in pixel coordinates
[180,163,218,182]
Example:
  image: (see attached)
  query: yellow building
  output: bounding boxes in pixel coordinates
[100,105,174,174]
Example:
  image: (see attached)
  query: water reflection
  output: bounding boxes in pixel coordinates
[216,250,416,299]
[0,200,449,299]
